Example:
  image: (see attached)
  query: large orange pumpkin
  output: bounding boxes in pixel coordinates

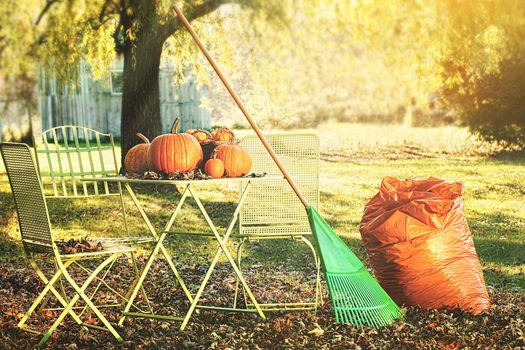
[212,128,235,143]
[214,143,252,177]
[147,118,203,174]
[125,133,150,174]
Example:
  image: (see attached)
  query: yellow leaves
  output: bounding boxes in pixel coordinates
[476,25,508,75]
[84,23,117,80]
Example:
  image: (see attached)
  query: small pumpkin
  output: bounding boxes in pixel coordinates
[187,129,213,144]
[205,159,225,178]
[147,118,203,174]
[211,128,235,143]
[125,133,150,174]
[214,143,252,177]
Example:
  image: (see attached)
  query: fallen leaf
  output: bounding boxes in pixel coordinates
[308,323,324,337]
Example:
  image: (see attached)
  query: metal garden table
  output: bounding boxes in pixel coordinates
[81,175,282,331]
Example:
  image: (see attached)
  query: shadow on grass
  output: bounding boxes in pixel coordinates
[474,238,525,265]
[469,210,524,241]
[488,148,525,163]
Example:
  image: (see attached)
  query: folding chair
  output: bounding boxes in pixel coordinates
[234,133,322,311]
[32,125,152,244]
[0,142,143,347]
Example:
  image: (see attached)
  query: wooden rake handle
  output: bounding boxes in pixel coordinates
[173,4,309,207]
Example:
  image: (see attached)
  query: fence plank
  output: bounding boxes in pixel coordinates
[37,60,210,137]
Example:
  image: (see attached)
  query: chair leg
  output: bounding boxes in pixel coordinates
[233,236,323,312]
[38,260,69,313]
[77,256,118,317]
[300,236,324,308]
[20,259,82,328]
[37,254,123,348]
[129,251,153,313]
[37,290,53,314]
[233,239,248,309]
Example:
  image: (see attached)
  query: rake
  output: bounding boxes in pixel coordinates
[173,4,403,327]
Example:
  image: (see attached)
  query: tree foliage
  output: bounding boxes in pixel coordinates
[435,0,525,148]
[1,0,525,148]
[0,1,42,106]
[203,0,439,128]
[0,0,285,159]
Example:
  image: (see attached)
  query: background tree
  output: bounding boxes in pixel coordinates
[435,0,525,148]
[0,1,40,107]
[203,0,439,128]
[0,0,284,163]
[4,0,524,157]
[0,0,443,154]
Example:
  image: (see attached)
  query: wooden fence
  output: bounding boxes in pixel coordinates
[38,60,211,138]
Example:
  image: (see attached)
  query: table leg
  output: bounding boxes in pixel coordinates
[118,231,167,326]
[179,182,266,331]
[124,183,159,240]
[158,185,194,303]
[119,184,194,325]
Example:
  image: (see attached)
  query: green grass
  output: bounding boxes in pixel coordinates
[0,124,524,292]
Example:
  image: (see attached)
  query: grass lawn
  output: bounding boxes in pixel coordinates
[1,123,523,290]
[0,123,524,348]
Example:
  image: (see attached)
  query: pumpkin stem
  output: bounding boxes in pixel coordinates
[170,117,181,134]
[136,133,150,144]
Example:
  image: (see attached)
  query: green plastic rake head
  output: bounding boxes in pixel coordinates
[307,206,403,327]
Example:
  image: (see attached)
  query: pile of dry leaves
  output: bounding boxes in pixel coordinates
[56,238,103,254]
[0,258,523,349]
[126,171,267,181]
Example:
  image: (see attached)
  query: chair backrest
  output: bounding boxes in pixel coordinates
[0,143,53,253]
[33,126,121,198]
[239,134,319,237]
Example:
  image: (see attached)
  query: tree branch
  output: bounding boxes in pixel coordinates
[99,0,113,22]
[35,0,59,25]
[160,0,234,39]
[112,0,131,52]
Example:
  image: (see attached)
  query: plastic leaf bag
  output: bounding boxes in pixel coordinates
[359,176,490,314]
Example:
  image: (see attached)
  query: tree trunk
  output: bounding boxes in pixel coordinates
[120,29,164,168]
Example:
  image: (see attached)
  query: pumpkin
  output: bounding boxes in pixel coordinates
[205,159,225,178]
[147,118,203,174]
[124,133,150,174]
[211,128,235,143]
[214,143,252,177]
[187,129,213,144]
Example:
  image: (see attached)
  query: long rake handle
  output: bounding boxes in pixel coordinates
[173,4,309,208]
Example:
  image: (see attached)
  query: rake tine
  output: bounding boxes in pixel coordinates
[345,277,367,327]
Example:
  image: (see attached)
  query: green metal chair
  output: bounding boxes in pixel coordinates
[32,126,151,244]
[0,142,145,347]
[235,133,322,311]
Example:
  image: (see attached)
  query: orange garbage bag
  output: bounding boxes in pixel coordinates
[359,176,490,315]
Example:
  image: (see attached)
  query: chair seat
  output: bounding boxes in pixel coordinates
[57,238,137,258]
[95,236,154,244]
